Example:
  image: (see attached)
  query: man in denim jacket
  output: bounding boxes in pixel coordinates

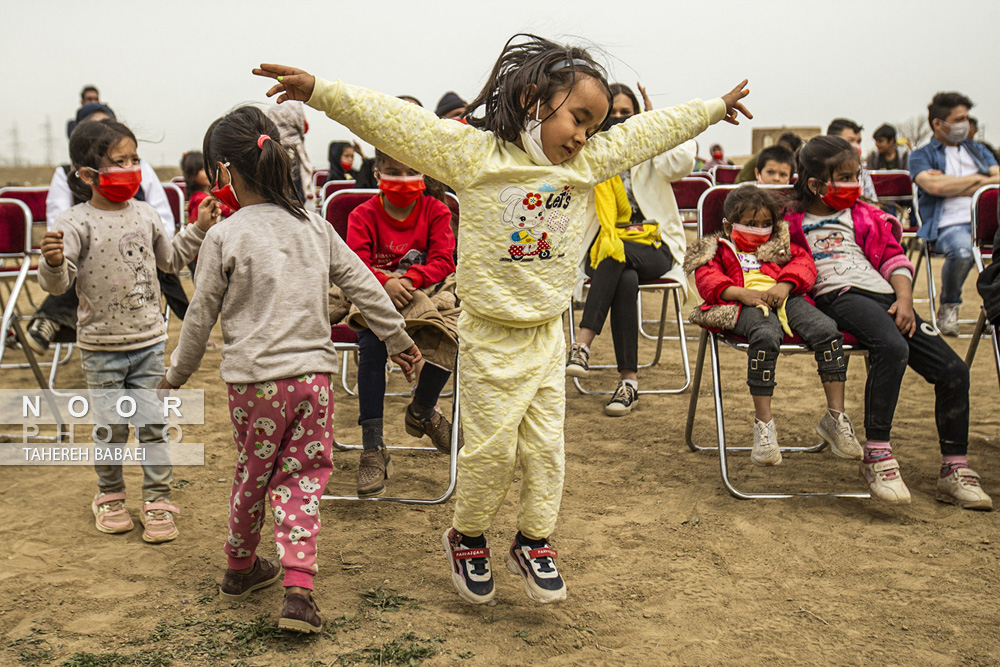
[911,92,1000,335]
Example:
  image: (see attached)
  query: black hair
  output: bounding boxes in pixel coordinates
[373,148,446,203]
[67,119,137,202]
[723,185,780,229]
[180,151,205,198]
[777,132,803,153]
[756,145,795,171]
[788,135,859,212]
[928,92,973,129]
[827,118,863,136]
[465,33,612,143]
[873,123,897,143]
[969,116,979,128]
[202,106,307,220]
[609,83,640,116]
[80,85,99,102]
[398,95,423,107]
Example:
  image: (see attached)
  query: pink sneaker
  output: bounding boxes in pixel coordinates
[140,498,180,543]
[91,492,133,534]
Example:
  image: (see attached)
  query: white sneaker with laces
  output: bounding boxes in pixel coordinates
[937,303,960,336]
[860,458,911,504]
[937,467,993,510]
[817,410,863,460]
[751,418,781,466]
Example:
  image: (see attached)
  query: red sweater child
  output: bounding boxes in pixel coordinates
[346,194,455,288]
[187,191,234,224]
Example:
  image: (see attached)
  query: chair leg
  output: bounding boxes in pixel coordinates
[966,308,987,366]
[925,246,939,330]
[992,324,1000,393]
[685,329,709,452]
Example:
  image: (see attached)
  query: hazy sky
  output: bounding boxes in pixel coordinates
[2,0,998,168]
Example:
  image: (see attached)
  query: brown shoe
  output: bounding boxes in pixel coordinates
[278,592,323,633]
[219,556,283,602]
[357,447,393,497]
[404,406,463,454]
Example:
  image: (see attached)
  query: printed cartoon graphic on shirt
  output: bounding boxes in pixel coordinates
[109,230,155,312]
[736,251,762,273]
[499,184,574,262]
[804,215,878,289]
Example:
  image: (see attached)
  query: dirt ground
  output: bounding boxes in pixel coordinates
[1,257,999,667]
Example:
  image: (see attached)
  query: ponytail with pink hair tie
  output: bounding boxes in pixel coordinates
[257,134,271,149]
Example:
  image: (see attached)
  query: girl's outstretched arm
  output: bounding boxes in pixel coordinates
[254,64,491,191]
[584,80,751,184]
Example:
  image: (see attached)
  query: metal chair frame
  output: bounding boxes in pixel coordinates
[963,185,999,390]
[710,165,742,185]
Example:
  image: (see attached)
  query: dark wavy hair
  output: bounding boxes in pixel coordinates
[464,34,612,143]
[202,106,306,220]
[927,91,973,130]
[180,151,205,198]
[67,119,138,203]
[723,184,780,228]
[788,135,859,212]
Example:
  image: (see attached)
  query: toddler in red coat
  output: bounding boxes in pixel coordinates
[683,185,861,466]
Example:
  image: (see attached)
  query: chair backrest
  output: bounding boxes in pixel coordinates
[690,170,713,183]
[160,182,185,231]
[320,179,356,202]
[322,189,379,240]
[697,184,794,238]
[672,177,713,212]
[0,186,47,224]
[971,184,998,256]
[909,182,926,231]
[170,175,186,185]
[0,199,33,257]
[313,170,329,190]
[711,165,742,185]
[870,170,912,202]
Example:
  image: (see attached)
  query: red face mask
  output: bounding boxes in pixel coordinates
[88,165,142,203]
[820,181,861,211]
[379,174,425,208]
[210,163,241,211]
[730,222,773,252]
[711,151,724,160]
[340,159,354,172]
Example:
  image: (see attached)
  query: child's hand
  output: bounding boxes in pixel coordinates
[195,196,221,232]
[736,288,769,308]
[637,82,654,112]
[399,277,416,292]
[40,230,64,267]
[253,64,316,103]
[721,79,752,126]
[760,283,792,309]
[384,278,414,309]
[887,299,917,338]
[156,376,179,400]
[390,344,422,382]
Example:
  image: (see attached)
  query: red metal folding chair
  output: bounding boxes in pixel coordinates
[320,188,460,504]
[170,176,186,186]
[710,165,742,185]
[313,169,329,191]
[320,179,356,204]
[964,185,999,389]
[673,176,713,229]
[160,182,185,233]
[683,184,869,499]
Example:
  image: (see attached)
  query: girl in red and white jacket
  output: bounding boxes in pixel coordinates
[347,149,457,497]
[684,185,860,467]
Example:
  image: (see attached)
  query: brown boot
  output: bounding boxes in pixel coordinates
[279,592,322,633]
[404,405,463,454]
[357,447,393,497]
[219,556,282,601]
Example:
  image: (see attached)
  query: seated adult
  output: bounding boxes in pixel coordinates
[827,118,877,200]
[754,145,795,185]
[27,105,187,353]
[566,83,693,416]
[736,132,802,183]
[865,123,909,171]
[910,91,1000,335]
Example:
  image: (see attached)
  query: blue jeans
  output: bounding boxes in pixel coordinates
[933,224,975,306]
[79,341,172,501]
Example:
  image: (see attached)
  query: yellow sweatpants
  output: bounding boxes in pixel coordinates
[452,311,566,540]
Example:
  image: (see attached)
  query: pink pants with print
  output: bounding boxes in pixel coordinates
[225,373,334,590]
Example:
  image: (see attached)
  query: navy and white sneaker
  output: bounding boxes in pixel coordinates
[505,532,567,603]
[443,528,494,604]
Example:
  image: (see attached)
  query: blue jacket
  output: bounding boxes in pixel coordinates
[910,137,998,241]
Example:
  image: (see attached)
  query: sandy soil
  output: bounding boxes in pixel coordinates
[0,261,998,667]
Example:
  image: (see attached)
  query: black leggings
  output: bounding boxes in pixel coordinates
[580,241,673,372]
[356,328,451,422]
[814,288,968,455]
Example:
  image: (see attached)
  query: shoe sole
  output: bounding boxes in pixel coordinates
[504,552,566,604]
[815,424,862,460]
[92,500,133,534]
[357,459,393,498]
[565,365,589,378]
[277,617,323,633]
[936,492,993,511]
[218,567,284,602]
[750,453,781,467]
[860,473,911,505]
[24,336,49,355]
[604,400,637,417]
[139,512,179,543]
[442,529,494,605]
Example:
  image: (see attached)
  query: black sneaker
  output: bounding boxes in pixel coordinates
[25,318,59,354]
[604,380,638,417]
[565,343,589,378]
[443,528,494,604]
[504,532,566,603]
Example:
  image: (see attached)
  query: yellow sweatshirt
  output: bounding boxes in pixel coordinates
[307,78,726,327]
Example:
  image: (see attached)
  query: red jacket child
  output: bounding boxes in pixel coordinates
[682,220,817,330]
[347,194,456,288]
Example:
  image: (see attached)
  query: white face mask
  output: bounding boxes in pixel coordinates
[942,119,969,144]
[519,106,552,166]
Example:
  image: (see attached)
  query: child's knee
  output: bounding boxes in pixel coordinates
[940,357,970,392]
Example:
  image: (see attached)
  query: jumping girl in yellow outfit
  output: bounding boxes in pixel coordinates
[255,34,751,605]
